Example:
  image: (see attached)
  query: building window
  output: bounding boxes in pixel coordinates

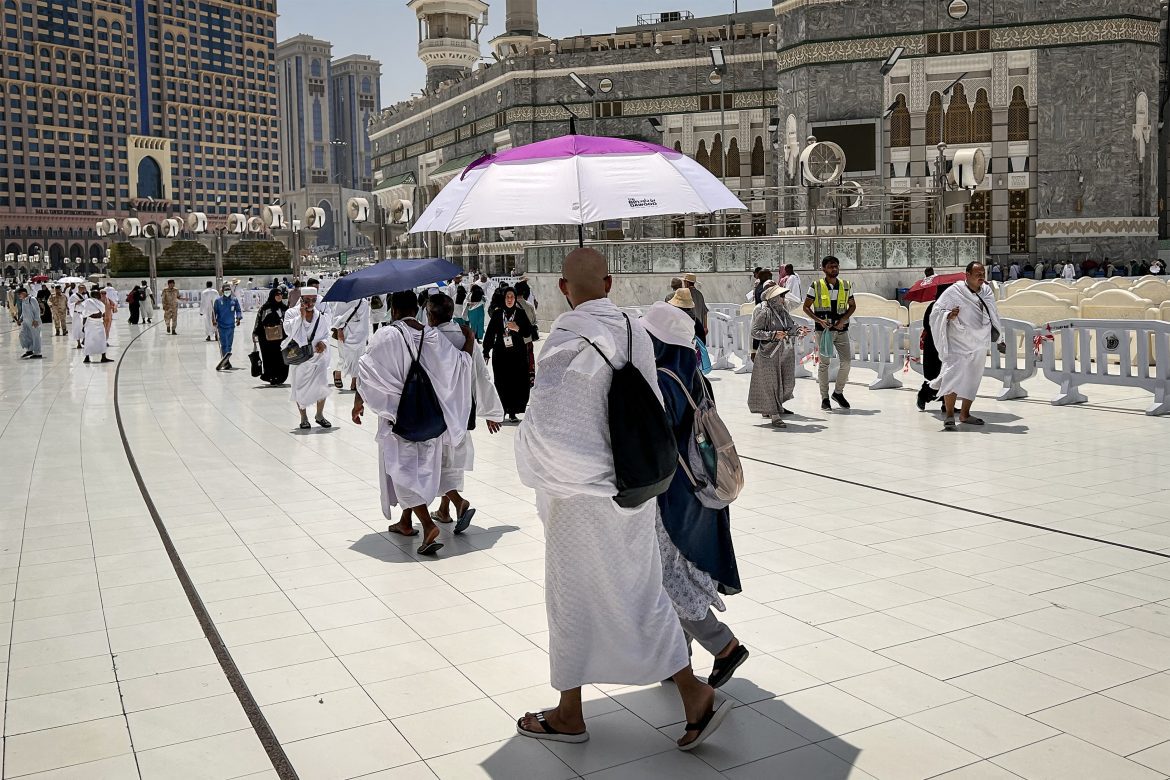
[1008,86,1029,142]
[725,137,740,179]
[725,217,742,237]
[695,139,709,171]
[889,94,910,148]
[710,135,723,178]
[1009,189,1029,253]
[891,196,911,234]
[750,136,765,176]
[671,216,685,238]
[971,89,992,143]
[944,83,970,144]
[925,92,943,147]
[751,214,766,236]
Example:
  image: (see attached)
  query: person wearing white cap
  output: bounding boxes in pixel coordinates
[641,301,749,689]
[748,281,797,427]
[283,286,334,429]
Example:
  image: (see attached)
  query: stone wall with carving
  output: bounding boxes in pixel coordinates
[1034,42,1160,262]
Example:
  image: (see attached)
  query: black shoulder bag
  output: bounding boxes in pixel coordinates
[391,325,449,443]
[571,314,676,509]
[282,312,321,366]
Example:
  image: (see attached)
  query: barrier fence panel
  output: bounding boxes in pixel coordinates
[707,312,735,371]
[730,314,754,374]
[851,316,905,390]
[1041,318,1170,415]
[987,318,1038,400]
[792,315,816,379]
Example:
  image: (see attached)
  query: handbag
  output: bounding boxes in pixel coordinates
[249,349,262,377]
[264,323,283,341]
[282,313,321,366]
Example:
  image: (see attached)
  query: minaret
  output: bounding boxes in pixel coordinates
[491,0,546,59]
[407,0,488,92]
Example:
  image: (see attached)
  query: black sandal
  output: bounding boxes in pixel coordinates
[678,698,731,752]
[299,420,311,430]
[315,417,332,428]
[707,644,749,689]
[515,711,589,743]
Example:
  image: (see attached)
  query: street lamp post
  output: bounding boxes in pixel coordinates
[710,46,728,235]
[331,140,349,252]
[877,47,904,235]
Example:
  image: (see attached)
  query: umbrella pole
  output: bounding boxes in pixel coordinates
[577,223,584,247]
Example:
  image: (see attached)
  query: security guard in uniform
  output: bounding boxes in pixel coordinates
[803,255,857,410]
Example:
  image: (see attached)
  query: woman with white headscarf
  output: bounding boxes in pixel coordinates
[282,287,333,429]
[747,281,797,428]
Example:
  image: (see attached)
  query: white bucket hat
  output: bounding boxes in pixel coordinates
[640,301,696,348]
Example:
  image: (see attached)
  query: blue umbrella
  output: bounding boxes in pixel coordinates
[322,258,464,303]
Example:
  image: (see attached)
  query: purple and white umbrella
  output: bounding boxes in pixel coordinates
[409,134,746,237]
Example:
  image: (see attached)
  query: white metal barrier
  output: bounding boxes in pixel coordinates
[789,316,903,389]
[987,318,1038,400]
[707,312,753,373]
[707,303,743,319]
[1041,319,1170,415]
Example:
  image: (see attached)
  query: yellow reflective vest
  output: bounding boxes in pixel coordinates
[812,278,852,314]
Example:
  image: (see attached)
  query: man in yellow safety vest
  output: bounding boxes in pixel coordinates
[803,256,857,410]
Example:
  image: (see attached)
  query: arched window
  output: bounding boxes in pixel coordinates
[725,137,741,178]
[1008,86,1029,141]
[751,136,765,176]
[710,134,724,178]
[944,83,970,144]
[310,58,322,78]
[925,92,943,147]
[673,141,683,153]
[361,76,371,93]
[695,139,709,170]
[137,156,163,199]
[890,94,911,148]
[971,89,992,144]
[312,99,323,141]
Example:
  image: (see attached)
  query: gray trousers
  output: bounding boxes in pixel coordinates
[20,322,41,355]
[680,609,734,656]
[817,329,852,398]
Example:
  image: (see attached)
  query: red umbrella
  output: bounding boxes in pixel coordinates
[903,272,965,303]
[30,274,50,283]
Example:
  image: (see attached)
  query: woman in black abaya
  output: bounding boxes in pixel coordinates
[483,287,535,422]
[253,287,290,386]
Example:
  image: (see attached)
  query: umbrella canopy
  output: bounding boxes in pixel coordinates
[410,134,746,235]
[903,272,966,303]
[321,258,463,303]
[30,274,50,282]
[57,276,85,284]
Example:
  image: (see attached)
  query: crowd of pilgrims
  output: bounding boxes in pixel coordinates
[9,257,746,751]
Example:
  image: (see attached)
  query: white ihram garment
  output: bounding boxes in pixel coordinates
[434,321,503,493]
[329,299,370,379]
[68,293,82,342]
[283,307,332,409]
[358,321,471,511]
[929,283,1002,402]
[79,297,107,357]
[514,298,689,691]
[200,288,218,338]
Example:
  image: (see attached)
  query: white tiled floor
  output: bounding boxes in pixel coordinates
[2,310,1169,779]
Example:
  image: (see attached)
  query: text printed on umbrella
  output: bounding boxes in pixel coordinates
[628,197,659,208]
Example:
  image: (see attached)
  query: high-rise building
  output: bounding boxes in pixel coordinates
[275,36,381,250]
[331,54,382,192]
[0,0,281,272]
[276,35,335,192]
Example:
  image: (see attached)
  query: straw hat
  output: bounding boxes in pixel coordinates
[668,287,695,309]
[763,282,789,302]
[640,302,696,348]
[681,272,699,285]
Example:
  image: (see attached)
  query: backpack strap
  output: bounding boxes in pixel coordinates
[656,367,699,412]
[394,321,423,363]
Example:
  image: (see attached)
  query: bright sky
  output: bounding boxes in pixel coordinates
[275,0,772,105]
